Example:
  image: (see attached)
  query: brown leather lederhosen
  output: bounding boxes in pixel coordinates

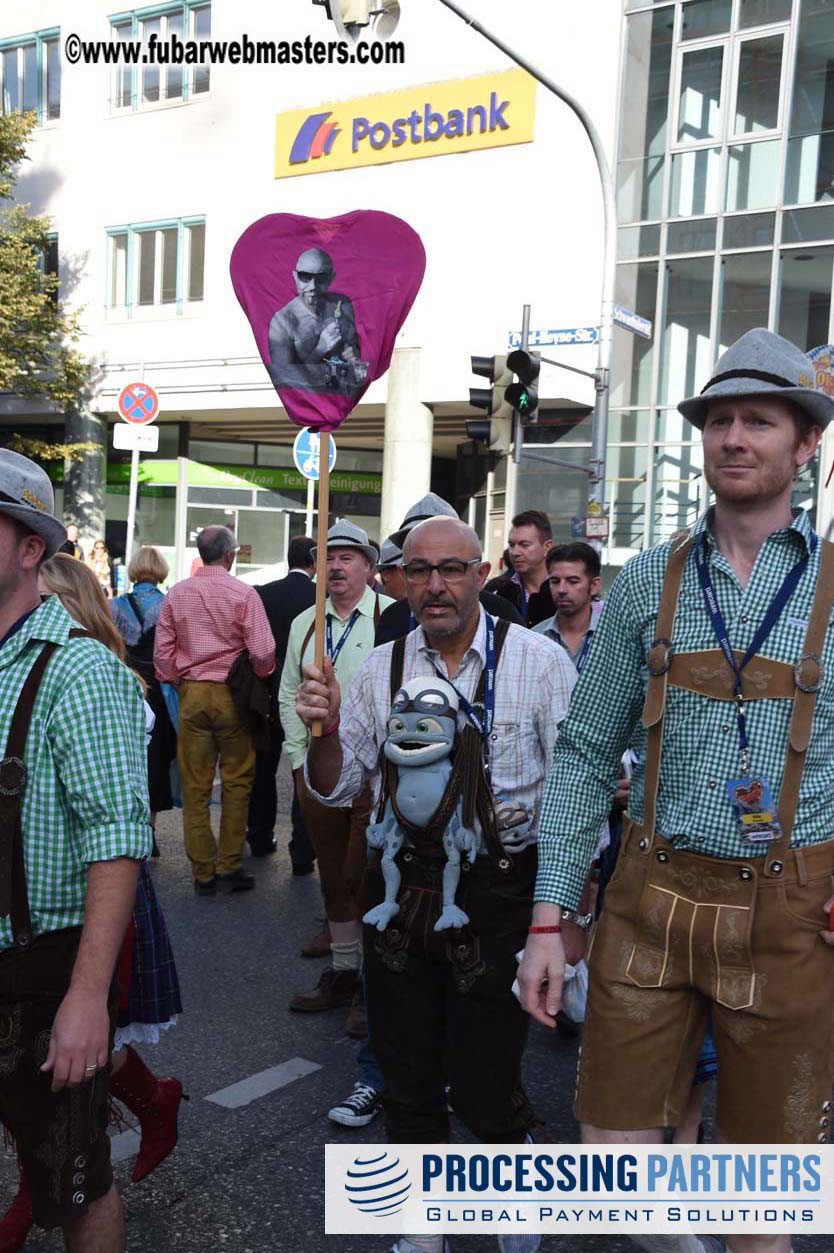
[574,535,834,1140]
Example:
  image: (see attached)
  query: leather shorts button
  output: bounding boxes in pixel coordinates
[638,838,649,851]
[402,852,412,863]
[820,1117,829,1129]
[739,868,753,881]
[823,1102,832,1114]
[770,861,783,874]
[657,851,669,863]
[818,1132,829,1143]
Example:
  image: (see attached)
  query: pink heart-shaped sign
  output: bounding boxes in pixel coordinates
[231,211,426,432]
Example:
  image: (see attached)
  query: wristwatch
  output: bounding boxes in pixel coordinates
[560,907,594,931]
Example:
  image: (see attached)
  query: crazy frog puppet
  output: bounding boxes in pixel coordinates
[363,677,478,932]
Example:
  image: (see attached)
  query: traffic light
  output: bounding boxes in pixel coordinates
[466,354,513,450]
[505,349,540,423]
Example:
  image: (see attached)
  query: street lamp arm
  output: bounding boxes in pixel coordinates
[435,0,617,514]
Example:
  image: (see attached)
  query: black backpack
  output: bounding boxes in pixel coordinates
[125,593,157,685]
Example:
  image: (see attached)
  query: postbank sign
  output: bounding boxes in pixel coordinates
[275,69,536,178]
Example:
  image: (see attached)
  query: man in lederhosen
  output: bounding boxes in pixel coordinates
[296,516,576,1253]
[0,450,151,1249]
[519,328,834,1253]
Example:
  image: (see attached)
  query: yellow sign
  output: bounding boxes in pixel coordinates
[275,69,536,178]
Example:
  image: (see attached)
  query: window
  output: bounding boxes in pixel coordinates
[778,246,834,350]
[725,139,781,209]
[784,1,834,204]
[676,44,725,144]
[612,262,659,407]
[717,252,772,352]
[670,146,721,215]
[659,256,715,405]
[37,233,59,304]
[107,218,206,316]
[681,0,731,43]
[110,3,210,110]
[0,29,60,123]
[732,33,784,136]
[617,8,674,223]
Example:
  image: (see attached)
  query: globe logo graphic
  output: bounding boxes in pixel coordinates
[345,1150,412,1216]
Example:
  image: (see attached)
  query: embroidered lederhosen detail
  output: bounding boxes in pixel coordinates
[623,536,834,1010]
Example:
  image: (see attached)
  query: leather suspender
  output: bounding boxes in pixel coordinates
[639,534,834,864]
[639,537,692,852]
[0,629,91,947]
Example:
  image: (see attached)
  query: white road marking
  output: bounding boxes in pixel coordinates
[109,1128,140,1163]
[205,1057,322,1109]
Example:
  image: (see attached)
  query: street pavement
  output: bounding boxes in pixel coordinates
[3,758,829,1252]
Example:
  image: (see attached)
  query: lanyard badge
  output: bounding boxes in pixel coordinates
[434,614,496,780]
[695,530,816,844]
[326,608,361,665]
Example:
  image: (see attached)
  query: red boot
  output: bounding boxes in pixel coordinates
[109,1046,186,1183]
[0,1152,32,1253]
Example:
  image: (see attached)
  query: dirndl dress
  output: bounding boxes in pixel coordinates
[115,863,182,1050]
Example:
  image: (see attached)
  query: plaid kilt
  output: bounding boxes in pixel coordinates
[117,863,182,1029]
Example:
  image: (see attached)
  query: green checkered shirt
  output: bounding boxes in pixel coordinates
[536,508,834,909]
[0,595,152,950]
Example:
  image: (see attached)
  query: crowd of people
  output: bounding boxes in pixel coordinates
[0,326,833,1253]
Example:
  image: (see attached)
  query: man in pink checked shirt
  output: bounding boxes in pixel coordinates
[155,526,275,895]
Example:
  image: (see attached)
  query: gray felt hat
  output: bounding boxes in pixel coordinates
[377,538,403,569]
[0,449,66,558]
[678,327,834,430]
[390,492,459,548]
[311,517,377,566]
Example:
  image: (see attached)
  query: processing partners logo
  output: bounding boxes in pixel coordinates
[288,111,341,166]
[345,1150,412,1217]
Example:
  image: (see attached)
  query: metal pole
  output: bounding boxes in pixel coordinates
[124,447,139,578]
[436,0,616,515]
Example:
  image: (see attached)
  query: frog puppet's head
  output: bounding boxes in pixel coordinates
[384,676,459,768]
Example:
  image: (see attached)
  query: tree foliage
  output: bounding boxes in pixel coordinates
[0,112,89,412]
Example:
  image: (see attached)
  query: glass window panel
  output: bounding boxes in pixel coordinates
[726,140,781,210]
[612,262,659,407]
[21,44,36,114]
[516,447,591,545]
[717,252,772,353]
[723,211,775,248]
[166,11,183,99]
[669,147,721,216]
[734,35,783,135]
[608,411,652,442]
[113,23,134,108]
[678,45,724,143]
[189,440,254,466]
[618,224,662,259]
[607,447,650,550]
[187,224,205,300]
[778,246,834,350]
[659,256,715,405]
[620,10,674,163]
[657,409,699,441]
[788,3,834,139]
[667,217,717,252]
[138,232,156,305]
[161,229,178,304]
[785,132,834,205]
[782,205,834,243]
[110,234,128,306]
[681,0,731,42]
[618,155,666,222]
[653,443,705,543]
[142,17,161,103]
[626,0,673,8]
[193,6,211,94]
[45,38,60,119]
[739,0,792,27]
[3,49,19,114]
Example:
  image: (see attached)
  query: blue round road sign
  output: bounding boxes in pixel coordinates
[293,428,337,480]
[118,382,160,425]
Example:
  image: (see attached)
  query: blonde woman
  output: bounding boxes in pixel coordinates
[86,537,115,598]
[0,557,187,1238]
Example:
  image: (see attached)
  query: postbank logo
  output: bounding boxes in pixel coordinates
[276,69,535,178]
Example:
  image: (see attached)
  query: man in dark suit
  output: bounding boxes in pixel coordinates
[247,536,317,869]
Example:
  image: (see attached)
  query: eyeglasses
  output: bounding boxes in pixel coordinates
[296,270,331,284]
[402,559,480,585]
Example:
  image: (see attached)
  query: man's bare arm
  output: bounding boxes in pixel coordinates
[42,858,139,1091]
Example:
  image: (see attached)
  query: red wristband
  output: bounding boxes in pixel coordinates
[321,718,340,737]
[528,924,561,934]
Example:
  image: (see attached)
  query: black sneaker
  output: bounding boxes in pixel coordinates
[194,877,217,896]
[216,869,255,893]
[328,1082,382,1128]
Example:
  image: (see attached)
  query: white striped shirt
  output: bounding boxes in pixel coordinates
[304,607,576,831]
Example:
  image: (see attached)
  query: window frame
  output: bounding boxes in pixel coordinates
[108,1,211,112]
[106,217,206,318]
[727,24,789,141]
[0,28,60,125]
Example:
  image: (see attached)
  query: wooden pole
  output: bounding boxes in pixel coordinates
[310,429,331,737]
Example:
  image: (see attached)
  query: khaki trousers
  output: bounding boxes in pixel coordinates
[295,770,370,922]
[178,680,255,881]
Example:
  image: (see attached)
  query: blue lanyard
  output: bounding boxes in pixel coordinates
[694,529,816,774]
[326,608,361,664]
[434,615,496,769]
[574,631,594,675]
